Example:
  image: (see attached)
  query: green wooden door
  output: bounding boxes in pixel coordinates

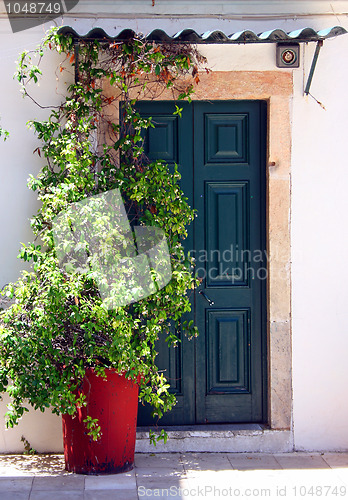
[136,100,267,425]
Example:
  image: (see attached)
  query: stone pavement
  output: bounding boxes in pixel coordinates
[0,452,347,499]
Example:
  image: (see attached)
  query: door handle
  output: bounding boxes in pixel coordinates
[199,290,214,306]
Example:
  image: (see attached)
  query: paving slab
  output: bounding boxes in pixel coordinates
[0,493,30,500]
[134,452,183,469]
[0,476,33,490]
[327,467,348,487]
[135,469,188,490]
[135,466,186,477]
[282,467,348,484]
[334,473,348,488]
[184,470,282,497]
[137,486,185,499]
[227,453,281,469]
[323,452,348,468]
[32,475,84,490]
[0,452,348,499]
[274,452,331,469]
[180,452,232,471]
[85,490,139,500]
[185,469,235,482]
[188,469,285,497]
[0,455,67,476]
[29,490,84,500]
[136,477,191,495]
[84,470,136,490]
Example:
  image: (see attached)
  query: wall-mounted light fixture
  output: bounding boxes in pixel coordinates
[276,43,300,68]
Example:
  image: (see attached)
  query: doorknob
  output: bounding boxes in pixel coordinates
[199,290,214,306]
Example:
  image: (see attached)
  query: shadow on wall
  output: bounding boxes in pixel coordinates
[0,394,63,454]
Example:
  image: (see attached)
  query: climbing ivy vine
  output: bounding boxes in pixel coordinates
[0,27,207,441]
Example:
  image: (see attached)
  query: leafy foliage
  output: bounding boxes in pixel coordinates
[0,28,204,441]
[0,119,9,141]
[21,435,37,455]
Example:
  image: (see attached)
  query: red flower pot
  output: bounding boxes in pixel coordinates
[62,368,139,474]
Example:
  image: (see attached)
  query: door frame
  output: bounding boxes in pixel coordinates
[129,70,293,431]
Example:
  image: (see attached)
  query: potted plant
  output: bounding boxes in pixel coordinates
[0,28,203,474]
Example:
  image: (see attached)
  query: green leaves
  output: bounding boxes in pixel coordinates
[83,416,102,441]
[149,428,168,446]
[0,27,206,442]
[0,119,9,141]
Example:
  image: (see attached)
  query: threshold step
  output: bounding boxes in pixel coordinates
[135,425,293,453]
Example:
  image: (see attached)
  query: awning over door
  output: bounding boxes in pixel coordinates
[58,26,347,43]
[58,25,347,95]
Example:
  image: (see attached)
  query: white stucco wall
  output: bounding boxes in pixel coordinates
[291,36,348,451]
[0,2,347,452]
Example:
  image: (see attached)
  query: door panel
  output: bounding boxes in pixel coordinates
[136,102,195,425]
[205,113,249,164]
[194,101,266,423]
[205,181,249,287]
[144,115,178,163]
[135,100,267,426]
[206,309,250,393]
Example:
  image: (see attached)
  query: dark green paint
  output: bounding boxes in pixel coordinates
[135,101,267,425]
